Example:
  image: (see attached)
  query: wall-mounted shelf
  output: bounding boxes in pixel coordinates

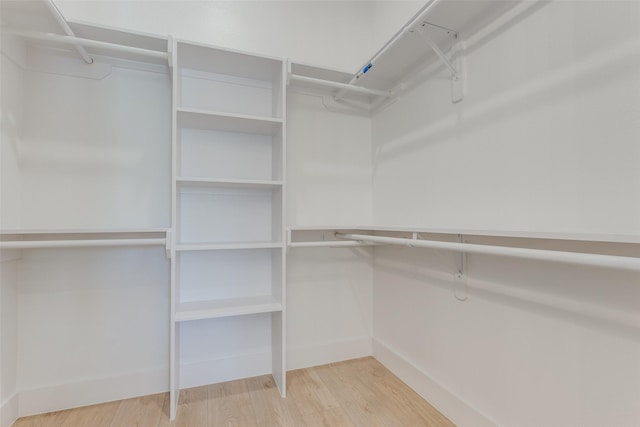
[175,296,283,322]
[176,242,283,252]
[177,108,283,135]
[1,1,168,66]
[176,178,283,189]
[288,0,522,105]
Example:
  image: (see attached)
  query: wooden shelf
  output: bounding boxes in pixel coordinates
[176,242,283,252]
[175,296,282,322]
[176,177,283,189]
[177,108,282,135]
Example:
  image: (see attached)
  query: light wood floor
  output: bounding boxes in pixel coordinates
[13,357,455,427]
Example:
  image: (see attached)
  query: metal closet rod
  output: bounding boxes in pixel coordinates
[0,238,166,249]
[4,29,168,61]
[43,0,93,64]
[288,74,389,98]
[335,233,640,272]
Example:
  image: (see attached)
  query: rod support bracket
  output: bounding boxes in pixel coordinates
[414,25,465,103]
[165,230,172,259]
[454,234,468,301]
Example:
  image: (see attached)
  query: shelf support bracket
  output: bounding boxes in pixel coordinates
[415,28,465,103]
[454,234,468,301]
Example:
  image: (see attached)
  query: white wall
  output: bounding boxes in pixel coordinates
[371,1,640,426]
[287,91,373,226]
[2,46,173,418]
[286,89,374,368]
[0,35,26,427]
[372,0,640,234]
[0,35,25,230]
[56,0,381,73]
[20,49,171,229]
[18,247,169,416]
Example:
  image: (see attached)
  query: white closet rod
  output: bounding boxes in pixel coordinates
[334,0,442,101]
[335,233,640,272]
[0,238,166,249]
[289,74,389,98]
[4,29,168,61]
[43,0,93,64]
[288,240,380,248]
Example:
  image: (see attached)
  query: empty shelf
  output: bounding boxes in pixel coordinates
[177,108,283,135]
[176,177,283,189]
[175,242,283,251]
[175,295,282,322]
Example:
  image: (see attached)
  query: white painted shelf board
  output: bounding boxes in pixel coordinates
[67,20,168,65]
[176,177,283,189]
[177,108,282,135]
[354,0,519,91]
[175,296,282,322]
[177,39,283,82]
[287,226,640,245]
[176,242,283,252]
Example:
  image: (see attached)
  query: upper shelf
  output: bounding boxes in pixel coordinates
[287,226,640,245]
[1,1,168,65]
[288,0,522,104]
[176,40,283,83]
[354,0,517,91]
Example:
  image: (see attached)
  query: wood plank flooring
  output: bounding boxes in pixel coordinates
[13,357,455,427]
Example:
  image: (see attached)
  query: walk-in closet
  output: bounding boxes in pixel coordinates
[1,1,639,426]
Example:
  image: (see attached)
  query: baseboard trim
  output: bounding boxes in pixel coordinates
[18,367,168,418]
[373,338,497,427]
[287,336,372,371]
[180,351,272,389]
[1,392,18,427]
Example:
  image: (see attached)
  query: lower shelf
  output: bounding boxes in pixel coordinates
[175,296,282,322]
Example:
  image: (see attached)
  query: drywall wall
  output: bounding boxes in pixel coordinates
[10,48,172,416]
[0,35,25,427]
[0,35,24,230]
[20,49,171,229]
[287,91,372,226]
[55,0,380,73]
[371,1,640,426]
[372,0,640,234]
[286,90,374,368]
[0,258,19,427]
[18,247,169,416]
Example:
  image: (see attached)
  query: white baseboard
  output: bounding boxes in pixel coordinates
[287,336,372,371]
[1,392,18,427]
[18,367,168,418]
[373,338,497,427]
[180,351,272,389]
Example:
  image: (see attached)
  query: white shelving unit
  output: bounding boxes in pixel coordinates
[170,39,286,419]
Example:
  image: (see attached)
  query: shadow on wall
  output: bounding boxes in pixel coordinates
[373,243,640,343]
[372,1,640,165]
